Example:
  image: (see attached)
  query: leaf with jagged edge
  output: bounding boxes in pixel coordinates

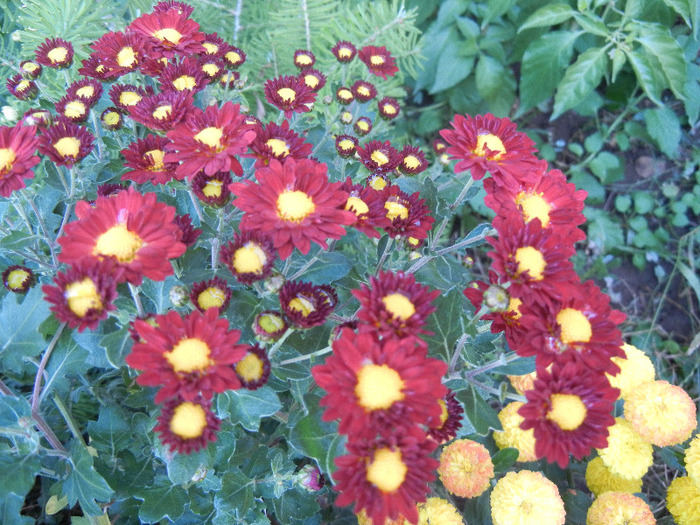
[0,287,51,374]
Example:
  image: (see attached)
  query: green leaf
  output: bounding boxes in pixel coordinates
[583,208,624,253]
[87,405,132,456]
[589,151,623,184]
[0,449,42,496]
[40,335,90,403]
[491,448,519,473]
[475,54,505,99]
[0,493,33,525]
[519,3,575,32]
[271,486,321,523]
[62,441,115,517]
[661,0,695,35]
[644,107,682,158]
[430,37,475,93]
[684,63,700,125]
[136,476,188,524]
[213,469,255,524]
[552,46,608,119]
[422,288,469,362]
[678,261,700,310]
[572,12,609,36]
[217,386,282,432]
[99,329,133,369]
[0,287,51,371]
[294,251,352,284]
[635,25,687,100]
[455,385,502,436]
[624,48,665,106]
[615,195,632,213]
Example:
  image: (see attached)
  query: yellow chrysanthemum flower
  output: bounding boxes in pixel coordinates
[438,439,494,498]
[606,343,655,399]
[356,509,408,525]
[585,457,643,497]
[508,371,536,395]
[586,491,655,525]
[597,418,653,481]
[685,434,700,489]
[416,497,463,524]
[490,470,565,525]
[667,476,700,525]
[624,380,697,446]
[493,402,537,462]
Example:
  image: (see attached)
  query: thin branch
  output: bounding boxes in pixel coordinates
[300,0,311,50]
[31,323,66,413]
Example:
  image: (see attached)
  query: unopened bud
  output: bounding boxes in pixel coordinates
[169,285,189,307]
[483,284,509,312]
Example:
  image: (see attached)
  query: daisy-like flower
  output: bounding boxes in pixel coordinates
[190,276,232,313]
[6,75,38,101]
[378,97,401,120]
[121,135,181,185]
[78,54,113,81]
[398,146,428,176]
[490,470,565,525]
[335,135,358,158]
[293,49,315,69]
[313,328,446,436]
[333,426,438,525]
[353,270,440,339]
[158,57,209,93]
[200,32,229,56]
[19,60,42,79]
[438,439,494,498]
[358,45,399,80]
[129,90,194,132]
[624,380,697,446]
[518,361,619,468]
[336,86,355,105]
[38,120,94,168]
[219,70,240,89]
[668,476,700,525]
[165,101,255,178]
[55,95,91,123]
[42,260,122,332]
[230,157,355,259]
[341,177,391,238]
[605,343,655,400]
[357,140,401,173]
[153,0,195,16]
[597,418,653,481]
[263,75,316,119]
[686,434,700,488]
[234,344,271,390]
[252,310,288,343]
[90,30,150,77]
[173,213,201,247]
[587,491,655,525]
[279,280,337,329]
[247,119,312,167]
[191,170,232,207]
[58,189,186,285]
[493,401,538,462]
[332,40,357,62]
[22,109,52,128]
[0,122,40,197]
[197,56,225,81]
[351,80,378,102]
[2,265,35,293]
[416,498,463,525]
[508,371,537,395]
[109,84,149,112]
[585,456,643,497]
[128,10,205,59]
[222,46,246,68]
[380,185,435,242]
[126,308,248,402]
[300,68,326,92]
[220,230,276,285]
[440,113,540,183]
[354,116,373,136]
[427,390,463,443]
[366,172,389,191]
[154,395,220,454]
[66,79,103,107]
[35,37,74,68]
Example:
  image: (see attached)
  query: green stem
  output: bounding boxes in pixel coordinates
[267,328,294,360]
[376,236,394,272]
[429,176,474,250]
[53,395,86,446]
[463,351,522,378]
[129,283,145,318]
[31,323,66,413]
[278,345,332,365]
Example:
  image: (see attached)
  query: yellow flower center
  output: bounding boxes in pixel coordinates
[120,91,142,106]
[266,138,290,157]
[371,150,389,166]
[235,353,265,382]
[368,175,387,191]
[202,179,223,198]
[64,278,103,317]
[403,155,420,170]
[338,139,355,151]
[64,101,87,119]
[345,196,369,216]
[153,28,182,44]
[53,137,81,158]
[76,86,95,98]
[507,297,522,320]
[370,55,385,66]
[93,223,144,263]
[382,103,397,115]
[357,86,371,97]
[514,246,546,281]
[0,148,16,173]
[556,308,592,344]
[202,63,220,76]
[202,42,219,54]
[355,363,405,411]
[195,127,223,148]
[16,80,31,92]
[172,75,196,91]
[288,295,315,317]
[366,448,407,492]
[165,337,212,373]
[6,268,29,290]
[169,402,207,439]
[152,104,172,120]
[225,50,242,63]
[437,399,449,426]
[47,46,68,64]
[516,191,552,227]
[296,54,313,66]
[277,87,296,102]
[233,242,267,274]
[547,393,587,431]
[338,47,352,59]
[473,133,506,160]
[356,120,370,132]
[117,46,137,67]
[258,312,285,334]
[22,62,39,73]
[145,149,165,170]
[277,190,315,221]
[197,287,227,310]
[384,199,409,221]
[382,293,415,320]
[304,74,319,89]
[337,88,353,100]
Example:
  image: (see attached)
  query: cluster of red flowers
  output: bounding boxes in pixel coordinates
[446,113,623,468]
[312,270,461,524]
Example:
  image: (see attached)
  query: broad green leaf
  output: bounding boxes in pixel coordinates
[0,493,33,525]
[430,39,475,93]
[422,288,470,362]
[455,385,502,435]
[62,441,115,517]
[685,63,700,125]
[661,0,692,31]
[583,208,624,253]
[552,46,608,119]
[519,3,575,32]
[572,12,609,36]
[0,449,42,496]
[0,287,51,371]
[491,448,520,473]
[0,394,32,427]
[634,24,687,100]
[294,251,352,284]
[644,106,682,158]
[271,486,321,523]
[136,477,188,524]
[217,386,282,432]
[624,48,665,106]
[87,405,132,456]
[475,54,505,99]
[99,329,133,369]
[589,151,624,184]
[213,469,255,524]
[40,335,90,403]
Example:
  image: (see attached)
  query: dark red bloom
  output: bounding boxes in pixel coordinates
[190,276,232,313]
[35,37,73,68]
[128,10,205,59]
[331,40,357,63]
[427,390,464,443]
[173,214,201,247]
[380,185,435,241]
[357,140,401,174]
[234,344,271,390]
[109,84,149,112]
[22,109,51,128]
[358,45,399,80]
[279,280,337,328]
[197,56,225,81]
[220,230,276,285]
[252,310,288,343]
[247,119,312,167]
[66,79,103,106]
[293,49,315,69]
[351,80,378,102]
[122,134,181,185]
[191,170,232,207]
[300,69,326,92]
[336,86,354,105]
[154,395,221,454]
[341,177,391,238]
[201,32,230,57]
[78,54,113,81]
[353,116,372,136]
[55,95,91,123]
[398,145,428,175]
[158,57,209,93]
[6,75,37,101]
[263,75,316,119]
[129,90,194,132]
[0,122,40,197]
[335,135,358,158]
[38,120,94,168]
[378,97,400,120]
[2,265,35,293]
[153,0,195,16]
[19,60,42,79]
[100,107,123,131]
[90,30,150,77]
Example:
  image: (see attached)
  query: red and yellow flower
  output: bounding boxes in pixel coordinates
[279,280,337,329]
[128,9,205,59]
[35,37,74,68]
[121,134,181,185]
[154,395,221,454]
[190,276,232,313]
[263,75,316,119]
[0,122,40,197]
[38,120,95,168]
[358,45,399,80]
[246,119,312,167]
[219,230,276,285]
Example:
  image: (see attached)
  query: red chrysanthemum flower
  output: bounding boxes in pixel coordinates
[197,55,225,81]
[138,56,169,77]
[440,113,540,184]
[427,390,464,443]
[200,32,230,57]
[220,230,276,285]
[19,60,42,79]
[55,95,91,123]
[300,68,326,92]
[354,116,373,136]
[57,189,186,285]
[191,170,232,207]
[351,81,377,103]
[96,183,126,199]
[164,101,255,178]
[263,75,317,119]
[353,270,440,339]
[90,30,150,78]
[128,10,205,59]
[338,87,356,106]
[153,0,195,16]
[0,123,40,197]
[109,84,149,112]
[313,328,447,437]
[230,157,356,259]
[378,97,401,120]
[234,344,271,390]
[190,276,232,313]
[126,308,248,402]
[398,145,428,175]
[357,140,401,174]
[66,79,104,107]
[432,138,447,154]
[279,280,337,329]
[341,177,391,238]
[380,185,435,241]
[77,54,114,81]
[293,49,316,69]
[129,89,194,132]
[2,265,35,293]
[154,395,221,454]
[222,46,246,68]
[332,40,357,62]
[247,119,312,167]
[358,45,399,80]
[252,310,288,343]
[333,426,438,524]
[158,57,209,93]
[335,134,358,158]
[6,75,38,101]
[519,361,619,468]
[22,109,52,128]
[42,260,123,332]
[35,37,74,68]
[38,120,94,168]
[173,213,201,247]
[121,134,181,185]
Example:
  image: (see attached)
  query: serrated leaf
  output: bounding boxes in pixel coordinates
[430,39,475,93]
[0,493,33,525]
[519,3,575,32]
[62,441,115,517]
[624,48,665,106]
[40,335,90,403]
[572,12,609,36]
[136,477,188,524]
[636,29,687,100]
[0,449,42,496]
[87,405,132,456]
[213,469,255,524]
[217,386,281,431]
[661,0,693,34]
[552,46,608,119]
[455,385,502,435]
[644,106,682,158]
[99,329,133,369]
[0,287,51,371]
[421,288,468,361]
[271,486,320,523]
[293,251,352,284]
[583,208,624,253]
